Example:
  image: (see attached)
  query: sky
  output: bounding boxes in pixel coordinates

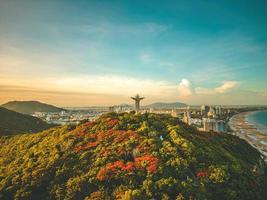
[0,0,267,106]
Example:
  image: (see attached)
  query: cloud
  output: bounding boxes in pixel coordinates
[0,74,181,106]
[0,74,177,97]
[140,53,153,63]
[178,78,194,97]
[0,84,130,107]
[195,81,238,95]
[195,87,215,95]
[215,81,237,93]
[54,75,176,96]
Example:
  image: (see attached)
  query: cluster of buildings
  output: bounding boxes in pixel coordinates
[201,118,227,133]
[32,94,229,135]
[127,94,229,134]
[147,108,182,117]
[183,105,228,133]
[32,109,107,125]
[201,105,226,117]
[108,105,133,113]
[127,94,228,133]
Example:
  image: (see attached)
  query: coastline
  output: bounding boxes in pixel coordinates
[228,111,267,162]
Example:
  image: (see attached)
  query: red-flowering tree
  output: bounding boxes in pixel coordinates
[96,155,159,181]
[106,118,119,129]
[134,155,159,173]
[197,170,209,178]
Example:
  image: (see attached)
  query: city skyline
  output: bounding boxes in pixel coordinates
[0,0,267,106]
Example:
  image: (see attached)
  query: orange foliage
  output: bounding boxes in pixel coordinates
[197,170,209,178]
[106,118,119,128]
[75,121,95,138]
[75,129,140,153]
[134,155,159,173]
[117,146,124,156]
[97,167,108,181]
[121,162,135,172]
[97,155,159,181]
[76,129,87,138]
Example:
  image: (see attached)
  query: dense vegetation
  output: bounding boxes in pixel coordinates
[0,107,55,136]
[0,112,266,200]
[1,100,65,115]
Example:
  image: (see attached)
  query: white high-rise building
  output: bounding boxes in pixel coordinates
[183,111,191,124]
[215,106,222,116]
[207,107,215,117]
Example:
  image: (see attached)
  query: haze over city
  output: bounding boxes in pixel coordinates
[0,0,267,106]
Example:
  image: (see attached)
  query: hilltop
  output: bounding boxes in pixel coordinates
[144,102,187,109]
[1,100,65,115]
[0,113,266,199]
[0,107,55,136]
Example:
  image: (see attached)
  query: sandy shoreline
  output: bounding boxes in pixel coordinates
[228,111,267,162]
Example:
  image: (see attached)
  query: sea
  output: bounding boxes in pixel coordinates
[246,110,267,134]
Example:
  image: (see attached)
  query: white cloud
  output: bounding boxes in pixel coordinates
[195,81,238,95]
[215,81,237,93]
[0,74,177,98]
[195,87,214,95]
[178,78,194,97]
[53,75,175,96]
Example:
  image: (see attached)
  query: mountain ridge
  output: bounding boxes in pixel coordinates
[143,102,187,109]
[1,100,65,115]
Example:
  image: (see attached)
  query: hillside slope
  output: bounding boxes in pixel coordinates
[0,113,266,200]
[1,100,65,115]
[0,107,55,136]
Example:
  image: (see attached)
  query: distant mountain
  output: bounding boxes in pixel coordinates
[112,104,133,108]
[0,107,55,136]
[144,102,187,109]
[1,100,65,115]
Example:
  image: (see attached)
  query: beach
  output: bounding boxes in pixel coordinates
[229,111,267,162]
